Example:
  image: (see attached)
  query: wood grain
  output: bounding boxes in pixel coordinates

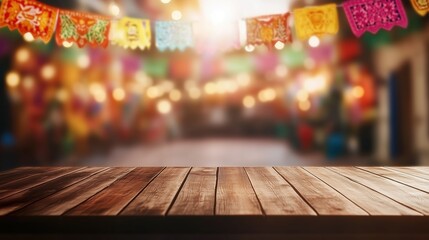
[67,167,164,216]
[121,167,190,216]
[245,167,316,215]
[0,167,106,215]
[168,167,217,215]
[391,167,429,181]
[359,167,429,193]
[0,167,59,185]
[0,167,82,200]
[14,168,133,215]
[305,167,421,216]
[330,167,429,215]
[0,166,428,220]
[216,167,262,215]
[275,167,367,215]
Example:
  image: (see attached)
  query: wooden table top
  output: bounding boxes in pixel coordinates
[0,166,428,237]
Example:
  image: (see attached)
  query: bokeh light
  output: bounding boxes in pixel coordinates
[258,88,276,103]
[352,86,365,99]
[243,95,256,108]
[109,2,120,16]
[171,10,182,20]
[77,54,90,69]
[308,35,320,48]
[298,99,311,111]
[6,71,20,88]
[41,64,56,80]
[15,48,30,64]
[147,86,161,99]
[169,89,182,102]
[23,32,34,42]
[157,99,172,114]
[113,88,126,101]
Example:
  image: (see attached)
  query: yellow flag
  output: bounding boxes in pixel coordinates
[411,0,429,16]
[293,4,339,40]
[110,17,151,50]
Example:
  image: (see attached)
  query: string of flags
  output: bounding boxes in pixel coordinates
[0,0,427,52]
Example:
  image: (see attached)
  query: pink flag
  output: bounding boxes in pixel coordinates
[343,0,408,37]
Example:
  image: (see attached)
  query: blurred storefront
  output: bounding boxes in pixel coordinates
[0,0,428,168]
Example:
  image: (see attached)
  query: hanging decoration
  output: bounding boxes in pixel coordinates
[410,0,429,16]
[0,0,59,43]
[56,10,111,48]
[110,17,151,50]
[0,0,425,52]
[155,21,193,51]
[343,0,408,37]
[293,4,339,40]
[246,13,292,47]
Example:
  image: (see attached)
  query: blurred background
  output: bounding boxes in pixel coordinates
[0,0,428,169]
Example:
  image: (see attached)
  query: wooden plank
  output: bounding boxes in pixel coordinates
[121,167,190,216]
[0,167,106,215]
[245,167,316,215]
[13,168,133,216]
[274,167,367,215]
[216,167,262,215]
[0,167,82,200]
[168,167,217,216]
[305,167,421,216]
[0,167,59,185]
[359,167,429,193]
[330,167,429,215]
[66,167,163,216]
[392,167,429,181]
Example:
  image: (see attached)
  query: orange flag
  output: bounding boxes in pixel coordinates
[0,0,59,43]
[246,13,292,47]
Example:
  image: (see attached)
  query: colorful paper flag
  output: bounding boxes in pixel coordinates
[410,0,429,16]
[110,17,151,50]
[56,10,110,48]
[155,21,193,51]
[246,13,292,47]
[343,0,408,37]
[0,0,59,43]
[293,4,339,40]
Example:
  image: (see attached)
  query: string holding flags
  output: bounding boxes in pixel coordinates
[246,13,293,47]
[55,10,111,48]
[0,0,426,52]
[0,0,58,43]
[410,0,429,16]
[293,4,339,40]
[110,17,151,50]
[343,0,408,37]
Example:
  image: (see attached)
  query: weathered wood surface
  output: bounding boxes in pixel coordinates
[0,167,428,236]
